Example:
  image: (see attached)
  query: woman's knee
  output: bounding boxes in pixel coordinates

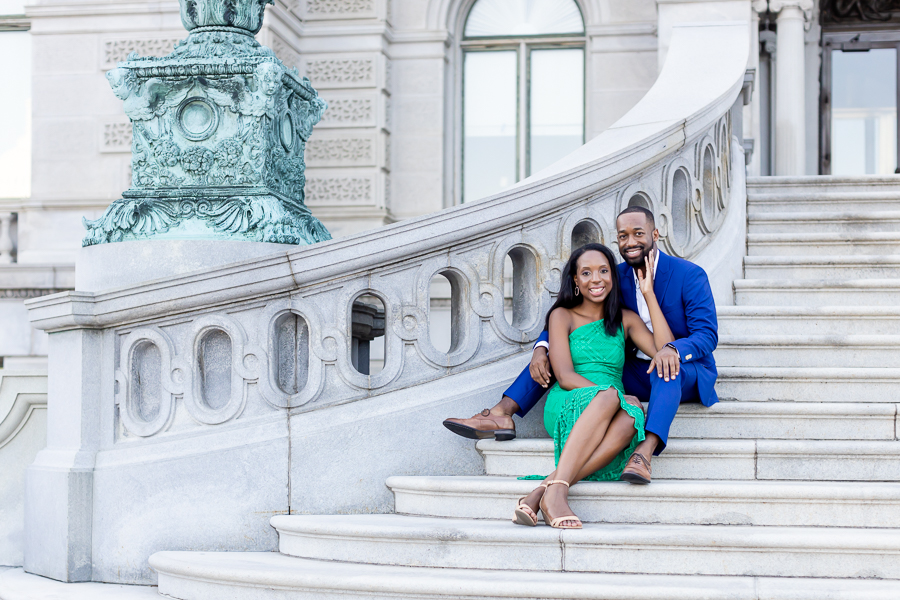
[590,388,620,409]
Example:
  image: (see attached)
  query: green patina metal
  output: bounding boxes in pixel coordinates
[83,0,331,246]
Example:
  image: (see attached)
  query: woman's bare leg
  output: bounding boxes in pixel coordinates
[517,397,641,520]
[541,388,621,526]
[573,408,638,481]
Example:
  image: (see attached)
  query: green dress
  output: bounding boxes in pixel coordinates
[523,319,645,482]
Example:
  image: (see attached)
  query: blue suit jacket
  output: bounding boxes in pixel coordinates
[618,251,718,406]
[535,251,719,406]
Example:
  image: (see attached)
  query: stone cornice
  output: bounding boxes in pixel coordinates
[768,0,815,12]
[26,1,180,19]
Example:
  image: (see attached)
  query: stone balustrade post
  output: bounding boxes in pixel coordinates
[769,0,812,176]
[0,212,15,264]
[24,327,104,581]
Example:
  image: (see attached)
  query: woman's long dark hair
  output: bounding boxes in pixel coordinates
[544,243,622,337]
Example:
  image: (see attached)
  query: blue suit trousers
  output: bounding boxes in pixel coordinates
[503,358,701,455]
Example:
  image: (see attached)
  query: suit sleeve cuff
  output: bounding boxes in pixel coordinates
[670,339,692,362]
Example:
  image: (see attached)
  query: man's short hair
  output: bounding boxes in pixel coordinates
[617,206,655,228]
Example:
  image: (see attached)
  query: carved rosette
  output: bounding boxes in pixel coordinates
[84,0,331,247]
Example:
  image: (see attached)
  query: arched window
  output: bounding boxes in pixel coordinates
[462,0,585,202]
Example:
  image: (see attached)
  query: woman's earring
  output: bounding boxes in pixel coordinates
[574,286,580,296]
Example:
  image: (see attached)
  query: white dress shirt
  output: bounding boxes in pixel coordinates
[633,249,659,360]
[534,249,660,360]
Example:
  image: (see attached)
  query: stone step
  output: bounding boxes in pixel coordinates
[270,514,900,580]
[733,278,900,306]
[748,193,900,212]
[668,402,897,440]
[742,256,900,279]
[474,438,900,481]
[747,232,900,255]
[747,175,900,208]
[149,550,900,600]
[747,210,900,233]
[717,306,900,335]
[715,334,900,368]
[716,366,900,402]
[387,476,900,528]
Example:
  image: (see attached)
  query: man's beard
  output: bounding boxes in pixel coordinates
[620,243,654,268]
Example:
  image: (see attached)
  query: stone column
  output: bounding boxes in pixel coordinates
[746,1,769,176]
[769,0,812,175]
[0,213,14,263]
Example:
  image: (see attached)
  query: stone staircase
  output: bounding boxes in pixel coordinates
[150,176,900,599]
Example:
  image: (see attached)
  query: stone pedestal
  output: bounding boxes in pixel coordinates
[771,0,812,176]
[75,239,296,291]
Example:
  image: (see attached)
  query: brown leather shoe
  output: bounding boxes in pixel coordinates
[443,409,516,441]
[620,452,651,484]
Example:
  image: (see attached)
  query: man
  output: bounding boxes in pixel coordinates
[443,206,719,483]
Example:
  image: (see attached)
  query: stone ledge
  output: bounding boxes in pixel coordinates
[269,514,900,579]
[150,550,900,600]
[387,476,900,528]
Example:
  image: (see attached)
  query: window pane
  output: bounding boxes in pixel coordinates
[529,48,583,175]
[831,48,896,175]
[464,51,517,202]
[465,0,584,38]
[0,32,30,199]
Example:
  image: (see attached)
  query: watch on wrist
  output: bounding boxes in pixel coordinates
[665,343,681,362]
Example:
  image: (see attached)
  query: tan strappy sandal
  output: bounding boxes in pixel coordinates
[539,480,582,529]
[512,481,549,527]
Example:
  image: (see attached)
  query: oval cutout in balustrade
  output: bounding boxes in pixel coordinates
[274,312,309,395]
[627,193,651,210]
[672,167,690,243]
[197,328,232,410]
[429,271,465,354]
[351,295,386,375]
[571,220,600,250]
[503,247,538,331]
[702,145,716,222]
[131,340,162,423]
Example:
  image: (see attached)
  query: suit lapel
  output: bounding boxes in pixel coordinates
[619,262,637,312]
[654,250,674,304]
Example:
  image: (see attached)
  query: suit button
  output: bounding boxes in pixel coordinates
[685,354,692,360]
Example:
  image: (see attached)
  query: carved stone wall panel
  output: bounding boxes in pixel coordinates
[318,95,376,127]
[269,33,300,70]
[303,55,379,89]
[306,136,376,166]
[305,175,374,204]
[100,121,132,153]
[101,36,184,69]
[302,0,377,20]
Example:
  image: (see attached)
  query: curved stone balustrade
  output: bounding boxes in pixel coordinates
[26,23,749,444]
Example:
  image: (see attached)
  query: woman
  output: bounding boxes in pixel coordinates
[513,243,674,529]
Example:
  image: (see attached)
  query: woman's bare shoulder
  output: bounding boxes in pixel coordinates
[548,306,573,327]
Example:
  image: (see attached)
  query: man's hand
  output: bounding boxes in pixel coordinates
[648,345,680,382]
[530,347,552,388]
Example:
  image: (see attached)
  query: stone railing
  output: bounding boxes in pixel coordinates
[27,23,749,445]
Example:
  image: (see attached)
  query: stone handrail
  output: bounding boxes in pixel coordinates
[26,22,749,442]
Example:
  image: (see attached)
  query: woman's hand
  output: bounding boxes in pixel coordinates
[636,251,655,298]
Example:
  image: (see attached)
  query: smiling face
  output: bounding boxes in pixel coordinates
[616,211,659,268]
[574,250,613,306]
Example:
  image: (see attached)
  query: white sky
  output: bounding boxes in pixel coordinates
[0,31,31,198]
